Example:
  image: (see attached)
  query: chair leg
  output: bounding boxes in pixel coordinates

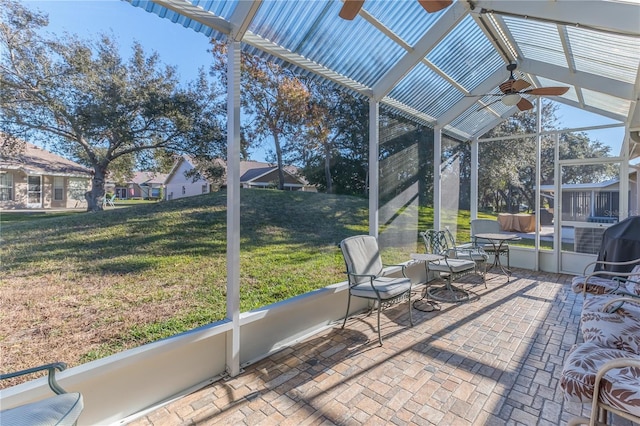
[408,290,413,326]
[342,293,352,329]
[376,300,383,346]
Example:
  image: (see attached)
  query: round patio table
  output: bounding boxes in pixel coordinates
[474,233,520,280]
[410,253,469,305]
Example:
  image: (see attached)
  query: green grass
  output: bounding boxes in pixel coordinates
[0,211,85,223]
[0,190,373,370]
[0,190,565,373]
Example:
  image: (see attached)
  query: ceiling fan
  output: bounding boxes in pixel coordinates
[473,64,570,112]
[339,0,453,20]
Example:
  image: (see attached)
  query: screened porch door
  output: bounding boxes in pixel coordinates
[557,161,621,274]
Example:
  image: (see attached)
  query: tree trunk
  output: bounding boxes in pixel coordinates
[273,133,285,190]
[324,143,332,194]
[87,166,107,212]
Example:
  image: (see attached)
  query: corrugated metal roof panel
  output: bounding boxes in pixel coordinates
[567,27,640,84]
[581,89,632,116]
[428,15,504,91]
[502,17,567,68]
[362,1,442,46]
[248,1,405,88]
[389,63,452,113]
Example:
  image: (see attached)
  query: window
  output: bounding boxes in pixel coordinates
[54,177,64,201]
[202,184,208,194]
[0,173,13,201]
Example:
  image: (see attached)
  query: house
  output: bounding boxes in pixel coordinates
[163,157,314,201]
[0,141,92,209]
[164,156,211,201]
[239,161,312,191]
[112,171,168,200]
[540,168,639,223]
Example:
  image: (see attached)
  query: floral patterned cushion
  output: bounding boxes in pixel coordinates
[561,342,640,417]
[571,275,624,294]
[625,279,640,296]
[581,296,640,354]
[572,265,640,295]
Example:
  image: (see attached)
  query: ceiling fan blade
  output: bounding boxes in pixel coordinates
[339,0,365,20]
[418,0,453,13]
[517,98,534,111]
[499,80,515,94]
[511,79,531,92]
[523,87,570,96]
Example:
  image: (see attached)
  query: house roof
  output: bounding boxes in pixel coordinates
[0,142,93,178]
[128,0,640,157]
[239,161,307,185]
[131,171,169,185]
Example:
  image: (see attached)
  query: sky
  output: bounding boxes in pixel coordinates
[24,0,627,160]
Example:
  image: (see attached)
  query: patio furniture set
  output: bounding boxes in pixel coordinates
[338,219,516,345]
[561,258,640,426]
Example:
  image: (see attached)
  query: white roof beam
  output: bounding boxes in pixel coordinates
[228,0,262,41]
[437,66,507,126]
[150,0,232,34]
[372,1,469,101]
[242,33,373,97]
[472,0,640,37]
[520,58,635,101]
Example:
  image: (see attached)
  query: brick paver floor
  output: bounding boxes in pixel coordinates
[128,269,635,425]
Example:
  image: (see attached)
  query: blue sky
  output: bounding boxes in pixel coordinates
[26,0,626,159]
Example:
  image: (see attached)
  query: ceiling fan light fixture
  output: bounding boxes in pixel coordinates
[502,93,521,106]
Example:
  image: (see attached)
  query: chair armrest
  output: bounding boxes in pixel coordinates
[0,362,68,395]
[582,257,640,275]
[347,272,378,280]
[599,296,640,313]
[382,263,409,278]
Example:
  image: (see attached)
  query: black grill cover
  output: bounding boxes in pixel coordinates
[595,216,640,273]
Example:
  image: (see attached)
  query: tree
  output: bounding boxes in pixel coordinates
[478,101,615,213]
[0,0,225,211]
[241,56,310,190]
[301,90,371,196]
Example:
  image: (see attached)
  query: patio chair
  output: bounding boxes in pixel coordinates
[338,235,413,346]
[420,230,477,302]
[571,259,640,297]
[0,362,84,425]
[106,194,116,207]
[444,227,488,287]
[471,219,510,268]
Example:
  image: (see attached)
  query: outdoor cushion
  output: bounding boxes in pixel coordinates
[571,265,640,295]
[624,279,640,296]
[581,296,640,354]
[0,392,83,426]
[560,342,640,417]
[428,258,476,274]
[348,276,412,299]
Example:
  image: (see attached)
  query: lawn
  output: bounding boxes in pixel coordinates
[1,190,374,383]
[0,190,541,385]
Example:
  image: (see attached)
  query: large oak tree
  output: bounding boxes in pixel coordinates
[0,0,224,211]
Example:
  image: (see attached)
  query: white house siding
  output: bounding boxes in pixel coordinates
[165,160,209,201]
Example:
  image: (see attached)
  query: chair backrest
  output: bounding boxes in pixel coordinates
[470,219,500,236]
[627,264,640,295]
[444,227,456,247]
[420,230,448,256]
[339,235,384,284]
